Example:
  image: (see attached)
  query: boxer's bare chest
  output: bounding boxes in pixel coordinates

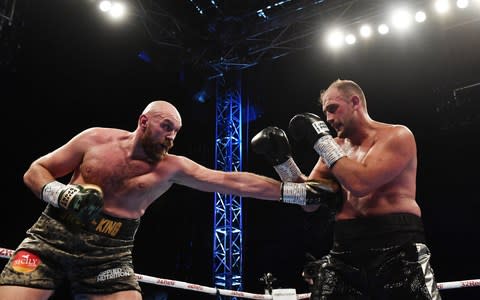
[79,143,156,189]
[341,137,376,163]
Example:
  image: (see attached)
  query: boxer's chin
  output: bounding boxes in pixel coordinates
[158,142,173,160]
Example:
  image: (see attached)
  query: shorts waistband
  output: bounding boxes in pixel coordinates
[333,213,425,248]
[43,205,140,240]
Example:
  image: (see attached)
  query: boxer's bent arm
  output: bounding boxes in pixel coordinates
[308,157,339,190]
[328,126,415,197]
[24,128,102,198]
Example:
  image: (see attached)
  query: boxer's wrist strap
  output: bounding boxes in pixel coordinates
[273,157,303,181]
[313,135,346,168]
[41,181,65,207]
[280,182,306,205]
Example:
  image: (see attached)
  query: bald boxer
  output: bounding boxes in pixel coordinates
[0,100,332,300]
[289,79,442,299]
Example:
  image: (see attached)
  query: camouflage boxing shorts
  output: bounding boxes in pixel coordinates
[0,205,142,295]
[309,213,442,300]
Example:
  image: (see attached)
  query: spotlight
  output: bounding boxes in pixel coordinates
[110,2,126,18]
[456,0,469,9]
[345,34,356,45]
[359,25,372,38]
[98,1,126,19]
[391,9,413,30]
[326,29,344,49]
[378,24,390,35]
[415,11,427,23]
[99,1,112,12]
[434,0,450,14]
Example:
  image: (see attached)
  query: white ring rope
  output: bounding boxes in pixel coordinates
[1,247,478,299]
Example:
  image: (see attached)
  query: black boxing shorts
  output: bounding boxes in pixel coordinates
[0,205,142,295]
[310,213,442,300]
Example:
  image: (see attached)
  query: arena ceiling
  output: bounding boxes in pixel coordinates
[130,0,434,77]
[8,0,477,80]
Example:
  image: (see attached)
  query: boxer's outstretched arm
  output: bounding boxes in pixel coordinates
[169,155,339,206]
[170,155,281,200]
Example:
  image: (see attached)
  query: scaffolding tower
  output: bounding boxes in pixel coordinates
[212,72,243,299]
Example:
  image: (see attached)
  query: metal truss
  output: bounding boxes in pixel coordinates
[212,72,243,298]
[132,0,187,49]
[0,0,16,26]
[437,82,480,131]
[132,1,440,78]
[203,0,436,77]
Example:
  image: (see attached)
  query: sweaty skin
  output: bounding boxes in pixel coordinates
[22,101,282,219]
[1,101,283,300]
[308,85,420,220]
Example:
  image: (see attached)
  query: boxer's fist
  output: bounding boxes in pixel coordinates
[289,113,345,168]
[42,181,104,222]
[59,184,104,221]
[251,126,304,181]
[251,126,292,166]
[289,113,331,147]
[280,181,341,209]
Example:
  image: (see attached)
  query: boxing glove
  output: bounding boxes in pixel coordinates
[41,181,104,222]
[280,181,341,209]
[289,113,345,168]
[251,126,303,181]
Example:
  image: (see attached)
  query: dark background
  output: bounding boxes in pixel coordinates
[1,1,479,299]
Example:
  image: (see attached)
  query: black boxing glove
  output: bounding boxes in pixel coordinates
[289,113,346,168]
[41,181,104,223]
[280,181,341,209]
[251,126,303,181]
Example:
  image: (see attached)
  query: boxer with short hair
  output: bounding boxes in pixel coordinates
[0,100,331,300]
[289,79,442,299]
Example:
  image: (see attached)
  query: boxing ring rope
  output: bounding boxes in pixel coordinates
[1,247,479,299]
